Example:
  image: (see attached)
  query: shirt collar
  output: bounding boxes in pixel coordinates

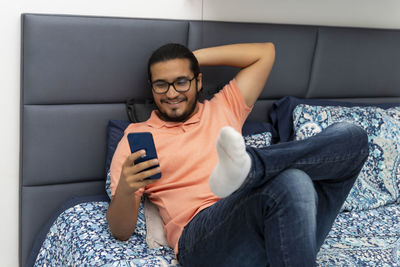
[146,103,203,129]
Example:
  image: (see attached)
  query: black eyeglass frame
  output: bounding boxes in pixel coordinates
[150,76,197,94]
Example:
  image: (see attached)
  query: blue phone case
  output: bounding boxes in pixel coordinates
[127,132,161,179]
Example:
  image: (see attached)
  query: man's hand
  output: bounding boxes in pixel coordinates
[116,149,160,196]
[107,150,160,241]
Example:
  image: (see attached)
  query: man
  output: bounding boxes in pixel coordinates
[107,43,368,266]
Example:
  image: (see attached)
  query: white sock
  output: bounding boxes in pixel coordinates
[209,126,252,198]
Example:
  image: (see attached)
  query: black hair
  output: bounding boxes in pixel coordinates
[147,43,200,82]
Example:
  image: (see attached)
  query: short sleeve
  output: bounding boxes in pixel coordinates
[213,79,252,126]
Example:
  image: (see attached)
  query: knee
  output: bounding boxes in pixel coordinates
[265,169,317,213]
[337,123,370,173]
[330,122,369,154]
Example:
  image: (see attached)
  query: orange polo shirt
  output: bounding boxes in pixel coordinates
[110,79,252,254]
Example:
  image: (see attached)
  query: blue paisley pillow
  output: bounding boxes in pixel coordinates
[292,104,400,212]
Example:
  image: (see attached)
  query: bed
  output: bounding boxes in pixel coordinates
[20,13,400,266]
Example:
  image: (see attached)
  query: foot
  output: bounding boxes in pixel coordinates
[209,126,251,198]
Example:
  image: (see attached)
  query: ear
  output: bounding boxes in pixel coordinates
[196,73,203,92]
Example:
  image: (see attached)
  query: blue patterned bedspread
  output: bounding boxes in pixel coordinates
[34,197,399,266]
[318,203,399,266]
[34,200,178,267]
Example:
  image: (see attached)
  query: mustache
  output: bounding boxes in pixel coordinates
[160,96,187,103]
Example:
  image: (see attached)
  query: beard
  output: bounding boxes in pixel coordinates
[156,91,199,122]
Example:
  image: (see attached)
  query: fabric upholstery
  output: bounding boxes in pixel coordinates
[22,14,189,104]
[23,104,127,186]
[307,27,400,98]
[188,21,318,99]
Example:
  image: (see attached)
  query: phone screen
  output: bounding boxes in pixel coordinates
[127,132,161,179]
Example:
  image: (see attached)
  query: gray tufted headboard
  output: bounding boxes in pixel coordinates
[20,13,400,266]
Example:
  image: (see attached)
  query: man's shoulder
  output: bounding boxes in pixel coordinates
[124,120,152,133]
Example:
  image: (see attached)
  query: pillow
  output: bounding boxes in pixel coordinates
[292,104,400,211]
[244,132,272,148]
[270,96,400,142]
[105,119,274,248]
[105,120,131,198]
[105,120,131,173]
[242,121,278,144]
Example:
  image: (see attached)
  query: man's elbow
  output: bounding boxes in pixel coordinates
[106,212,136,241]
[112,232,132,241]
[110,227,135,241]
[263,42,276,61]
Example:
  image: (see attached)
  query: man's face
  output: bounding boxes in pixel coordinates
[150,58,202,122]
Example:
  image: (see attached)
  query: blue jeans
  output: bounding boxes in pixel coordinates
[177,122,369,267]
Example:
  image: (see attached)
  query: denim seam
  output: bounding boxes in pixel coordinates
[261,190,292,267]
[296,150,369,164]
[185,192,276,256]
[267,150,369,173]
[278,206,291,267]
[257,189,291,267]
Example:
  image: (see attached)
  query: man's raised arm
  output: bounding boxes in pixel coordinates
[193,42,275,107]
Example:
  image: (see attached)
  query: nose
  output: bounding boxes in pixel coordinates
[165,84,180,98]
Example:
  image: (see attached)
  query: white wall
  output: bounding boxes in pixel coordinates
[204,0,400,29]
[1,0,399,266]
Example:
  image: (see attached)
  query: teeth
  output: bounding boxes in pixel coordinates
[162,99,185,104]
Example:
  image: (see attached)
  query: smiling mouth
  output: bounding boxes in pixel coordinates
[162,98,186,105]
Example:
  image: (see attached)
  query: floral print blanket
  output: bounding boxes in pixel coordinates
[33,198,399,266]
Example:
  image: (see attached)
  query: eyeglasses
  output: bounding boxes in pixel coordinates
[151,76,196,94]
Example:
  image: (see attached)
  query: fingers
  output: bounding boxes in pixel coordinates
[125,157,160,177]
[134,158,159,173]
[123,150,159,173]
[128,163,161,182]
[123,164,160,193]
[122,150,161,181]
[124,149,146,167]
[132,174,159,188]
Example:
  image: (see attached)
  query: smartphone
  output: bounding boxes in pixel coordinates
[127,132,161,179]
